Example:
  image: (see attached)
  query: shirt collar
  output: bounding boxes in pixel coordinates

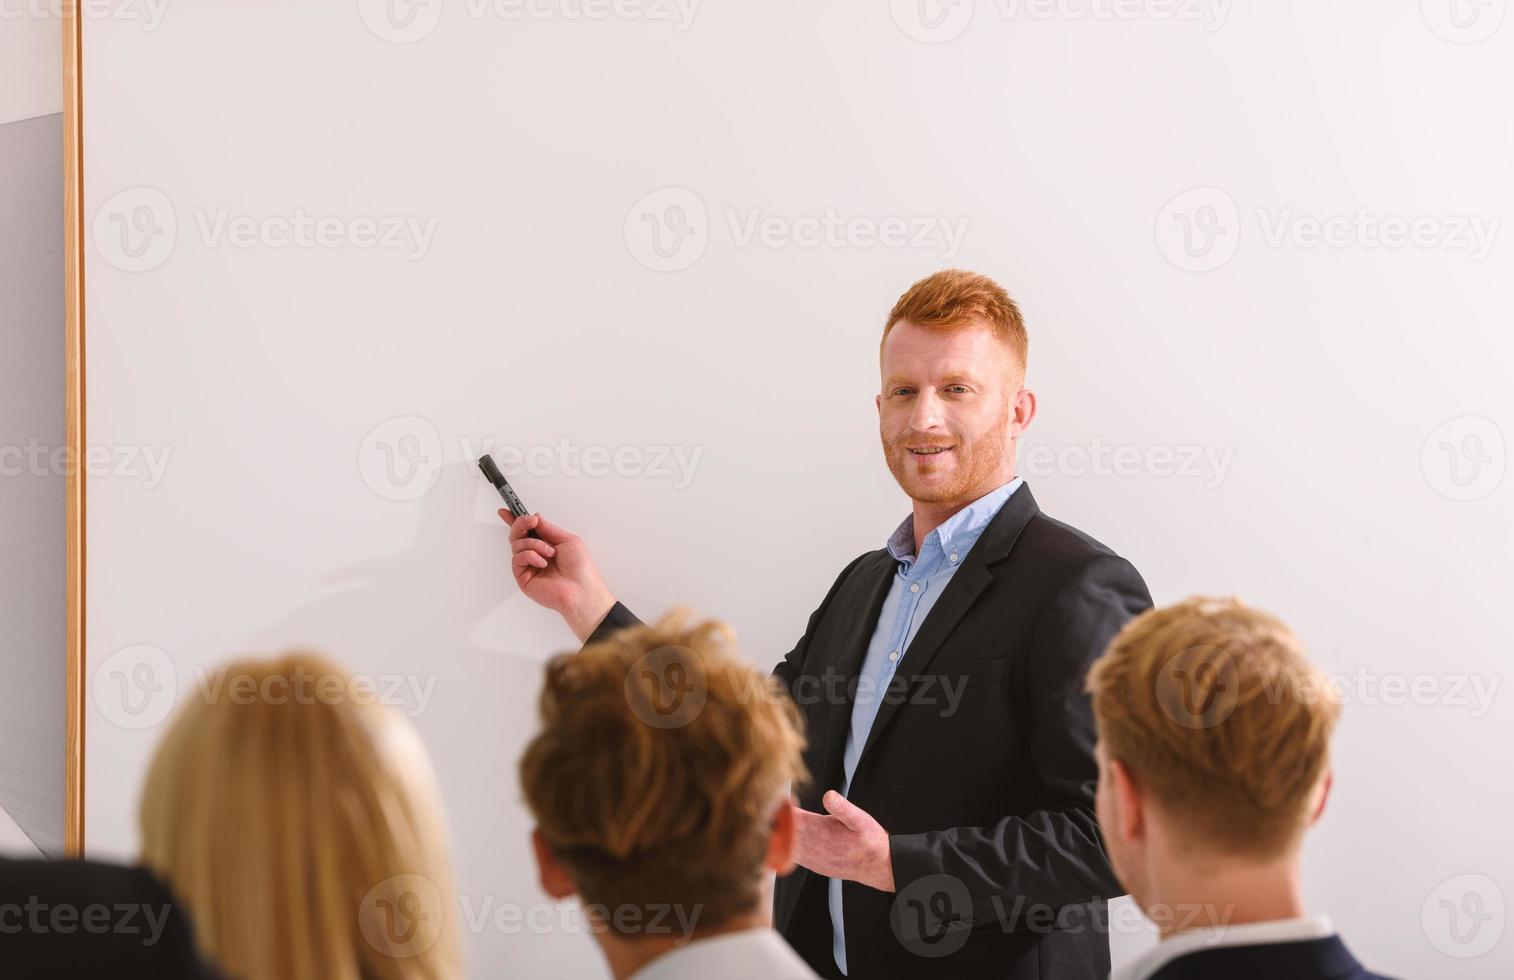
[886,478,1023,566]
[1112,915,1336,980]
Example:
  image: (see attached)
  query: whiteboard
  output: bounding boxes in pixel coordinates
[82,3,1514,977]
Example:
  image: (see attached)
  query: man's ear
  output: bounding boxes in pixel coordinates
[765,798,798,876]
[1011,386,1037,439]
[875,392,882,416]
[531,828,578,900]
[1308,768,1333,827]
[1110,758,1144,844]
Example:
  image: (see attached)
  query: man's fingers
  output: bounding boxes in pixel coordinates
[822,790,865,830]
[530,514,577,546]
[513,550,548,573]
[498,508,515,526]
[512,537,557,561]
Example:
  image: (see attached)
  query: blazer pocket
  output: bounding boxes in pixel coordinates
[953,655,1013,689]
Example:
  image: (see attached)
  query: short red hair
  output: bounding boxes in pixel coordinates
[882,269,1028,376]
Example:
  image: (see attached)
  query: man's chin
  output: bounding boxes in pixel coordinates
[895,471,965,504]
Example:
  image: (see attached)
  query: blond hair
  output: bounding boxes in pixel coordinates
[883,269,1028,376]
[139,653,462,980]
[519,610,808,930]
[1086,597,1341,858]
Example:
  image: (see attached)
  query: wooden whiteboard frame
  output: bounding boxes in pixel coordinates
[63,0,86,857]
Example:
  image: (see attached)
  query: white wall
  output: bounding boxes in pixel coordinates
[83,2,1513,977]
[0,5,62,127]
[1,0,63,859]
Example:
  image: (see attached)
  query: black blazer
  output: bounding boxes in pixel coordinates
[591,484,1152,979]
[0,856,224,980]
[1145,935,1394,979]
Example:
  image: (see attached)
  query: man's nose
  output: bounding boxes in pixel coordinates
[908,390,945,432]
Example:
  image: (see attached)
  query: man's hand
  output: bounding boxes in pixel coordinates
[790,791,896,893]
[501,510,616,642]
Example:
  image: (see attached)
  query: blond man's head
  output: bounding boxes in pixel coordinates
[1085,597,1340,907]
[520,610,808,937]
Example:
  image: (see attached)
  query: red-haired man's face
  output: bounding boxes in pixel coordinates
[877,319,1031,507]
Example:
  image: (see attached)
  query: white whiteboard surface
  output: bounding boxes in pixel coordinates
[83,3,1513,977]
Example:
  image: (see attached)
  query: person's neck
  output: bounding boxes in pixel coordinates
[910,470,1017,555]
[597,907,767,980]
[1146,851,1308,941]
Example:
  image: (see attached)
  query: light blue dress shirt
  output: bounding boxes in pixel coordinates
[828,478,1023,975]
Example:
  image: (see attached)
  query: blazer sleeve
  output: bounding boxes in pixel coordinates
[585,601,645,644]
[887,553,1152,926]
[583,551,873,697]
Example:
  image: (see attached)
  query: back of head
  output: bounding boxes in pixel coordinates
[519,610,808,932]
[139,653,461,980]
[1086,596,1341,859]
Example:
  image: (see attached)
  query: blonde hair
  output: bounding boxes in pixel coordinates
[1086,597,1341,858]
[519,610,808,930]
[139,653,462,980]
[883,269,1028,377]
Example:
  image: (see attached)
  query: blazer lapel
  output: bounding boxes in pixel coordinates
[850,484,1041,781]
[817,550,896,790]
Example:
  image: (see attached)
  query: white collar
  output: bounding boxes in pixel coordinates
[1113,915,1336,980]
[630,928,815,980]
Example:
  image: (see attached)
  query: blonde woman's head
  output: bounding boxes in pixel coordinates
[139,652,461,980]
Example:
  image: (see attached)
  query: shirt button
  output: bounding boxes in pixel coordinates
[910,583,921,593]
[889,651,900,662]
[949,552,959,563]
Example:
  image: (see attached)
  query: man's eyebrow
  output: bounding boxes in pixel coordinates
[884,372,982,388]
